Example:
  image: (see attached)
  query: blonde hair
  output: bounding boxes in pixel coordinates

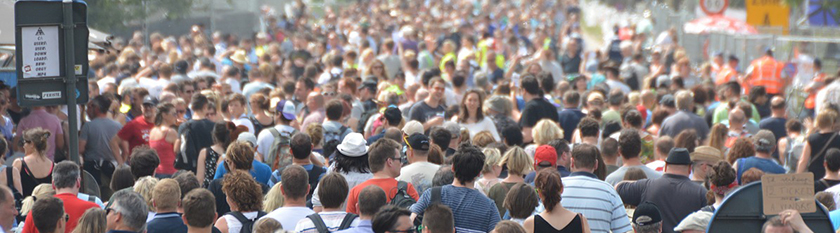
[532,119,563,145]
[816,110,837,130]
[482,148,502,174]
[627,92,641,106]
[499,146,533,176]
[306,123,324,147]
[134,176,160,210]
[254,218,283,232]
[20,184,54,217]
[152,179,181,211]
[72,208,107,233]
[263,183,286,212]
[472,131,496,148]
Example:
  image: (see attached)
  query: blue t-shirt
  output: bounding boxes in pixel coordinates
[213,160,272,185]
[736,157,785,184]
[830,209,840,230]
[410,185,500,233]
[267,164,326,187]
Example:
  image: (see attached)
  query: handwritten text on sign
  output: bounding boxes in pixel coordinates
[21,26,60,78]
[762,173,816,215]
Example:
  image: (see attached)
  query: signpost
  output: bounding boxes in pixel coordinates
[15,0,89,164]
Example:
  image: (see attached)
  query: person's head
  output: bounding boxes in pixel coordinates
[728,138,756,164]
[141,95,158,120]
[471,131,496,148]
[428,78,447,101]
[728,107,746,129]
[129,146,161,178]
[225,141,254,171]
[22,127,50,156]
[459,89,485,122]
[491,220,526,233]
[420,204,455,233]
[741,167,765,185]
[825,148,840,173]
[318,173,349,209]
[632,202,663,233]
[280,165,309,201]
[503,183,539,219]
[817,191,836,211]
[372,206,413,233]
[430,127,452,150]
[226,93,247,117]
[816,110,837,131]
[0,186,15,231]
[500,146,533,176]
[535,169,564,212]
[382,107,402,127]
[623,167,648,181]
[664,148,693,176]
[786,119,803,136]
[153,103,176,126]
[653,136,674,160]
[761,216,794,233]
[52,161,80,190]
[674,130,698,153]
[252,218,283,233]
[601,137,619,162]
[106,189,148,231]
[481,148,502,176]
[358,186,387,218]
[110,165,135,192]
[325,99,344,121]
[618,128,642,160]
[295,78,315,101]
[222,171,263,212]
[563,91,581,108]
[770,96,785,115]
[521,75,541,96]
[172,171,199,198]
[88,95,111,117]
[675,90,694,111]
[368,139,402,176]
[501,125,523,147]
[32,197,65,233]
[451,144,485,185]
[72,208,106,233]
[753,130,777,154]
[707,161,737,198]
[151,179,181,212]
[290,132,313,160]
[190,92,209,115]
[433,165,455,187]
[181,189,217,229]
[578,117,600,138]
[532,119,563,145]
[570,143,600,172]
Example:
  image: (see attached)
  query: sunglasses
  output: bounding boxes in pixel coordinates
[105,207,115,215]
[322,92,337,97]
[177,109,187,114]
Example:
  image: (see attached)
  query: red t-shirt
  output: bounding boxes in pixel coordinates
[346,178,419,214]
[117,116,154,156]
[21,193,100,233]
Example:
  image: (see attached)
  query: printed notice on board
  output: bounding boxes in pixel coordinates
[21,26,60,78]
[762,173,816,215]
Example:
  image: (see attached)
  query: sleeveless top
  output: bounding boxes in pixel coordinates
[19,159,53,197]
[535,214,584,233]
[807,132,840,179]
[203,147,221,188]
[249,115,274,135]
[151,139,177,175]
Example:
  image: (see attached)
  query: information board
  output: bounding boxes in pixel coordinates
[761,173,816,215]
[20,26,60,78]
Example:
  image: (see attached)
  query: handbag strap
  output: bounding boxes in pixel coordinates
[810,132,839,166]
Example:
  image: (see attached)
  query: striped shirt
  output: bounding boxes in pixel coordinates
[410,185,501,233]
[561,172,632,233]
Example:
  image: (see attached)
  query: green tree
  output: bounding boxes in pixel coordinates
[87,0,194,31]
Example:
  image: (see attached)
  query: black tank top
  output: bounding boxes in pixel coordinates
[19,159,53,197]
[535,214,584,233]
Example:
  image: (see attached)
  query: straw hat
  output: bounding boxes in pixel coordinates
[230,50,249,64]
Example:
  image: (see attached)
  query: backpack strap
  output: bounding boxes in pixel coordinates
[227,211,250,224]
[338,213,358,230]
[395,181,409,199]
[430,186,442,204]
[306,213,330,233]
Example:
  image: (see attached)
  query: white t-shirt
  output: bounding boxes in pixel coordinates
[261,207,315,232]
[232,115,256,134]
[224,78,242,94]
[459,117,501,142]
[397,161,440,194]
[294,211,360,233]
[223,211,260,233]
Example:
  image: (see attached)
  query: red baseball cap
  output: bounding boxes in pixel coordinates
[534,145,557,169]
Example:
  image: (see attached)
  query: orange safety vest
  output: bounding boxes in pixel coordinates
[747,56,784,95]
[805,72,827,109]
[715,65,738,85]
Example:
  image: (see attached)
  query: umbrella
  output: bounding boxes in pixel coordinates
[684,15,758,35]
[808,0,840,26]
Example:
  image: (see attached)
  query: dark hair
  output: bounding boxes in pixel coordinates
[458,89,486,123]
[249,93,270,111]
[90,95,111,115]
[451,144,485,184]
[571,143,599,169]
[452,71,466,87]
[503,183,539,219]
[110,165,135,191]
[23,128,51,155]
[674,129,698,153]
[32,196,64,233]
[624,110,643,128]
[618,128,642,159]
[708,161,737,192]
[623,167,648,181]
[564,91,580,106]
[190,92,209,112]
[521,74,541,95]
[578,117,600,138]
[538,71,555,94]
[601,138,619,159]
[222,171,263,212]
[325,99,344,120]
[826,148,840,172]
[493,220,526,233]
[423,204,455,232]
[182,189,216,228]
[129,146,160,179]
[651,109,669,126]
[174,171,200,198]
[332,147,371,174]
[786,119,803,133]
[749,86,766,104]
[298,77,316,91]
[368,139,401,173]
[535,169,564,212]
[728,138,755,164]
[548,139,570,156]
[212,121,235,149]
[280,165,309,199]
[655,136,675,156]
[430,127,453,149]
[501,125,523,147]
[290,133,313,160]
[358,186,387,216]
[318,173,349,208]
[372,206,412,233]
[602,120,622,140]
[154,103,176,125]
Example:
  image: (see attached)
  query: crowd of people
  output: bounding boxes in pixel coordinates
[1,0,840,232]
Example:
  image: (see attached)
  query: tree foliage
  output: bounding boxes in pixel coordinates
[87,0,194,31]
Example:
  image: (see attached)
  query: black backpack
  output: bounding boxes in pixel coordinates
[228,211,267,233]
[306,213,358,233]
[390,181,417,209]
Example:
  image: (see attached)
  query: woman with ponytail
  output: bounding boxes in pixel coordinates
[524,169,591,233]
[149,103,178,178]
[701,161,738,212]
[13,128,54,197]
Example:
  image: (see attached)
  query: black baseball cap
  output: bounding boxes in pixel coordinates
[633,202,662,226]
[143,96,158,106]
[659,94,675,108]
[665,148,692,165]
[358,79,378,90]
[407,133,430,151]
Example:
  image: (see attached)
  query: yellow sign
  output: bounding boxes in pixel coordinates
[746,0,790,34]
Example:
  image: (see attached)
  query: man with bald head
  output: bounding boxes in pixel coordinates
[302,92,326,130]
[725,107,749,148]
[760,96,788,143]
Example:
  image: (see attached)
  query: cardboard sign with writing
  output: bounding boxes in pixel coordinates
[762,173,815,215]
